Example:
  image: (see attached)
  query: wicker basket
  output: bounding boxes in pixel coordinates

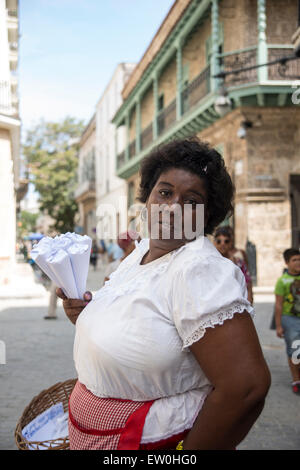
[15,378,77,450]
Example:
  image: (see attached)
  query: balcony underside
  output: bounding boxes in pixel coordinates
[117,82,296,180]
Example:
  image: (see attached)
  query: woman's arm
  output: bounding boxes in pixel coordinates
[182,312,271,450]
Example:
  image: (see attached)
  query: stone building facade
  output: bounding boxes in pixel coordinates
[74,114,97,239]
[0,0,22,285]
[112,0,300,288]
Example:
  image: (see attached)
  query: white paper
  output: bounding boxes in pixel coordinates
[30,232,92,299]
[22,402,69,450]
[46,249,79,299]
[68,243,90,299]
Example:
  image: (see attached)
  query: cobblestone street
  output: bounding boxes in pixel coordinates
[0,262,299,450]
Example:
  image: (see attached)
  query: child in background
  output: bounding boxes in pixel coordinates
[275,248,300,394]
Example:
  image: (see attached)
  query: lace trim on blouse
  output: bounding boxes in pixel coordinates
[182,300,255,350]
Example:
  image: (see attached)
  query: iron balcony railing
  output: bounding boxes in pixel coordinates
[141,122,153,150]
[74,180,96,201]
[157,98,177,136]
[128,139,136,159]
[218,45,300,85]
[267,46,300,80]
[182,64,211,114]
[220,48,258,87]
[117,151,126,168]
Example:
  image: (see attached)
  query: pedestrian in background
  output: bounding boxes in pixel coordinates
[274,248,300,394]
[214,226,253,304]
[103,231,139,283]
[90,240,99,271]
[106,239,124,263]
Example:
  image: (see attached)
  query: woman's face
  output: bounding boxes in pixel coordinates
[146,167,207,249]
[214,234,232,257]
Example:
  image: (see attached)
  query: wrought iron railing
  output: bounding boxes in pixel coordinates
[157,98,177,136]
[220,48,258,87]
[141,122,153,150]
[128,139,136,159]
[182,65,211,114]
[268,47,300,80]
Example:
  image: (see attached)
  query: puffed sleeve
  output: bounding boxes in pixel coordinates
[171,255,254,350]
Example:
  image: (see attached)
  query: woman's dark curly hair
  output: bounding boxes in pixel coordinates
[138,137,235,235]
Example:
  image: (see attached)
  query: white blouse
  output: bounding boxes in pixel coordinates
[73,236,254,444]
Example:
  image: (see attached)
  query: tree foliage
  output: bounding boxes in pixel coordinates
[23,117,85,233]
[17,210,39,238]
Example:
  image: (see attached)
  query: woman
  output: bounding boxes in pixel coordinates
[214,226,253,304]
[57,138,270,450]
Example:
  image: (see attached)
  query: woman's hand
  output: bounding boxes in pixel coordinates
[56,288,92,325]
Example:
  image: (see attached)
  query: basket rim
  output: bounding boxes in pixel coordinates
[15,377,77,450]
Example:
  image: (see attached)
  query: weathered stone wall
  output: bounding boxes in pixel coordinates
[266,0,298,44]
[199,106,300,287]
[182,15,211,82]
[199,109,249,250]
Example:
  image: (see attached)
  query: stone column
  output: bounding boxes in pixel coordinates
[257,0,268,82]
[210,0,220,92]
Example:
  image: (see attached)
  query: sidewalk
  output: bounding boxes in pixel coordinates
[0,262,48,300]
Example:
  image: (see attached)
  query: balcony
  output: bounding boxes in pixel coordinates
[128,139,136,159]
[267,47,300,80]
[220,45,300,88]
[182,65,211,114]
[115,45,300,177]
[6,9,18,29]
[141,122,153,150]
[74,180,96,203]
[0,80,17,117]
[221,48,258,88]
[157,98,177,136]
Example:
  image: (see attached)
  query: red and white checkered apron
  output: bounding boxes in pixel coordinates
[68,380,190,450]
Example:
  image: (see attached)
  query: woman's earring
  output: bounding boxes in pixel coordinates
[140,207,148,221]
